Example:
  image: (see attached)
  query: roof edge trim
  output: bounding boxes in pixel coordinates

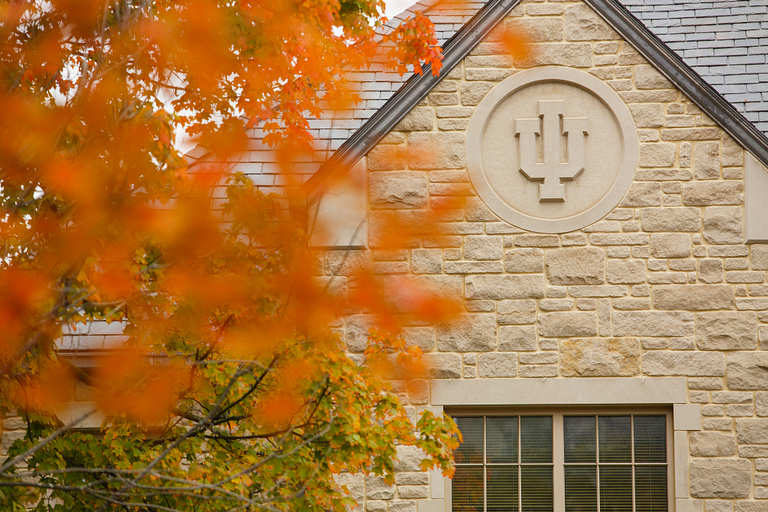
[588,0,768,168]
[304,0,521,205]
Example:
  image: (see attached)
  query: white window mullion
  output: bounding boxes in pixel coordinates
[553,413,565,512]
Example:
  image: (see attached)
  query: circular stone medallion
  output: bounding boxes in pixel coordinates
[466,66,639,233]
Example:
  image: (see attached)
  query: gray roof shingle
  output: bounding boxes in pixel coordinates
[622,0,768,133]
[226,0,768,196]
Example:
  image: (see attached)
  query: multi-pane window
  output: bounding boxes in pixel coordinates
[451,411,671,512]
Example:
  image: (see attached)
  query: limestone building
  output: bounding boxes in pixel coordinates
[54,0,768,511]
[235,1,768,512]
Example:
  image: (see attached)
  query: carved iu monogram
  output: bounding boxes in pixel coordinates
[514,100,589,202]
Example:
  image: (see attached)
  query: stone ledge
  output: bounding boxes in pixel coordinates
[431,377,687,406]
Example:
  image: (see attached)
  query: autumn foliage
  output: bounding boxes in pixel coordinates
[0,0,463,509]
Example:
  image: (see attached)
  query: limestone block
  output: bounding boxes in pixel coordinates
[369,172,428,209]
[464,235,503,260]
[758,392,768,416]
[393,445,425,472]
[367,502,387,512]
[402,327,435,351]
[461,82,495,106]
[560,337,640,376]
[465,275,546,300]
[395,473,428,486]
[346,315,377,352]
[368,144,407,170]
[698,259,724,284]
[407,380,429,405]
[728,352,768,390]
[478,353,519,378]
[411,249,442,274]
[703,206,743,245]
[505,248,544,273]
[641,207,701,232]
[429,92,459,106]
[639,143,676,167]
[635,64,673,89]
[366,475,396,500]
[613,311,694,337]
[395,107,435,132]
[407,132,465,170]
[688,432,736,456]
[739,445,768,456]
[540,299,574,311]
[694,142,721,179]
[680,142,692,167]
[689,459,751,498]
[722,134,744,167]
[538,312,597,337]
[499,325,537,351]
[606,259,646,284]
[650,233,691,258]
[752,245,768,270]
[696,312,757,350]
[508,17,563,42]
[2,417,24,430]
[497,299,536,325]
[564,4,620,41]
[465,197,498,222]
[643,352,725,376]
[519,353,558,364]
[436,106,473,119]
[629,104,664,128]
[1,430,24,455]
[661,128,721,141]
[545,247,605,285]
[736,419,768,444]
[619,182,662,207]
[423,353,461,379]
[516,42,592,68]
[335,474,365,501]
[390,501,417,512]
[398,486,429,499]
[683,182,744,206]
[437,314,497,352]
[653,285,734,310]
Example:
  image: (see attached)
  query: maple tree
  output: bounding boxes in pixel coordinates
[0,0,462,510]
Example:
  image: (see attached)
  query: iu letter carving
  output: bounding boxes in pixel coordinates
[515,100,589,202]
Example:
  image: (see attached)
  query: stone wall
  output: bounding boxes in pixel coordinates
[314,0,768,511]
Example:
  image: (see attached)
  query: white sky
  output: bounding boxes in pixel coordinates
[384,0,417,19]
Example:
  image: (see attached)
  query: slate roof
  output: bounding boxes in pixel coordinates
[623,0,768,134]
[200,0,768,198]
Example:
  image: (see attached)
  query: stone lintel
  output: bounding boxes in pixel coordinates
[431,377,687,405]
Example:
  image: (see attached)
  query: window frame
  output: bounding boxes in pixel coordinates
[446,406,674,512]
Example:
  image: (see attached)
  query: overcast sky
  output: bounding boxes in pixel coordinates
[384,0,416,19]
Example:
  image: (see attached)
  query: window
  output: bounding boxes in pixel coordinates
[450,409,672,512]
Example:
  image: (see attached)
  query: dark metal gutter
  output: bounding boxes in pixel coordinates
[303,0,522,205]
